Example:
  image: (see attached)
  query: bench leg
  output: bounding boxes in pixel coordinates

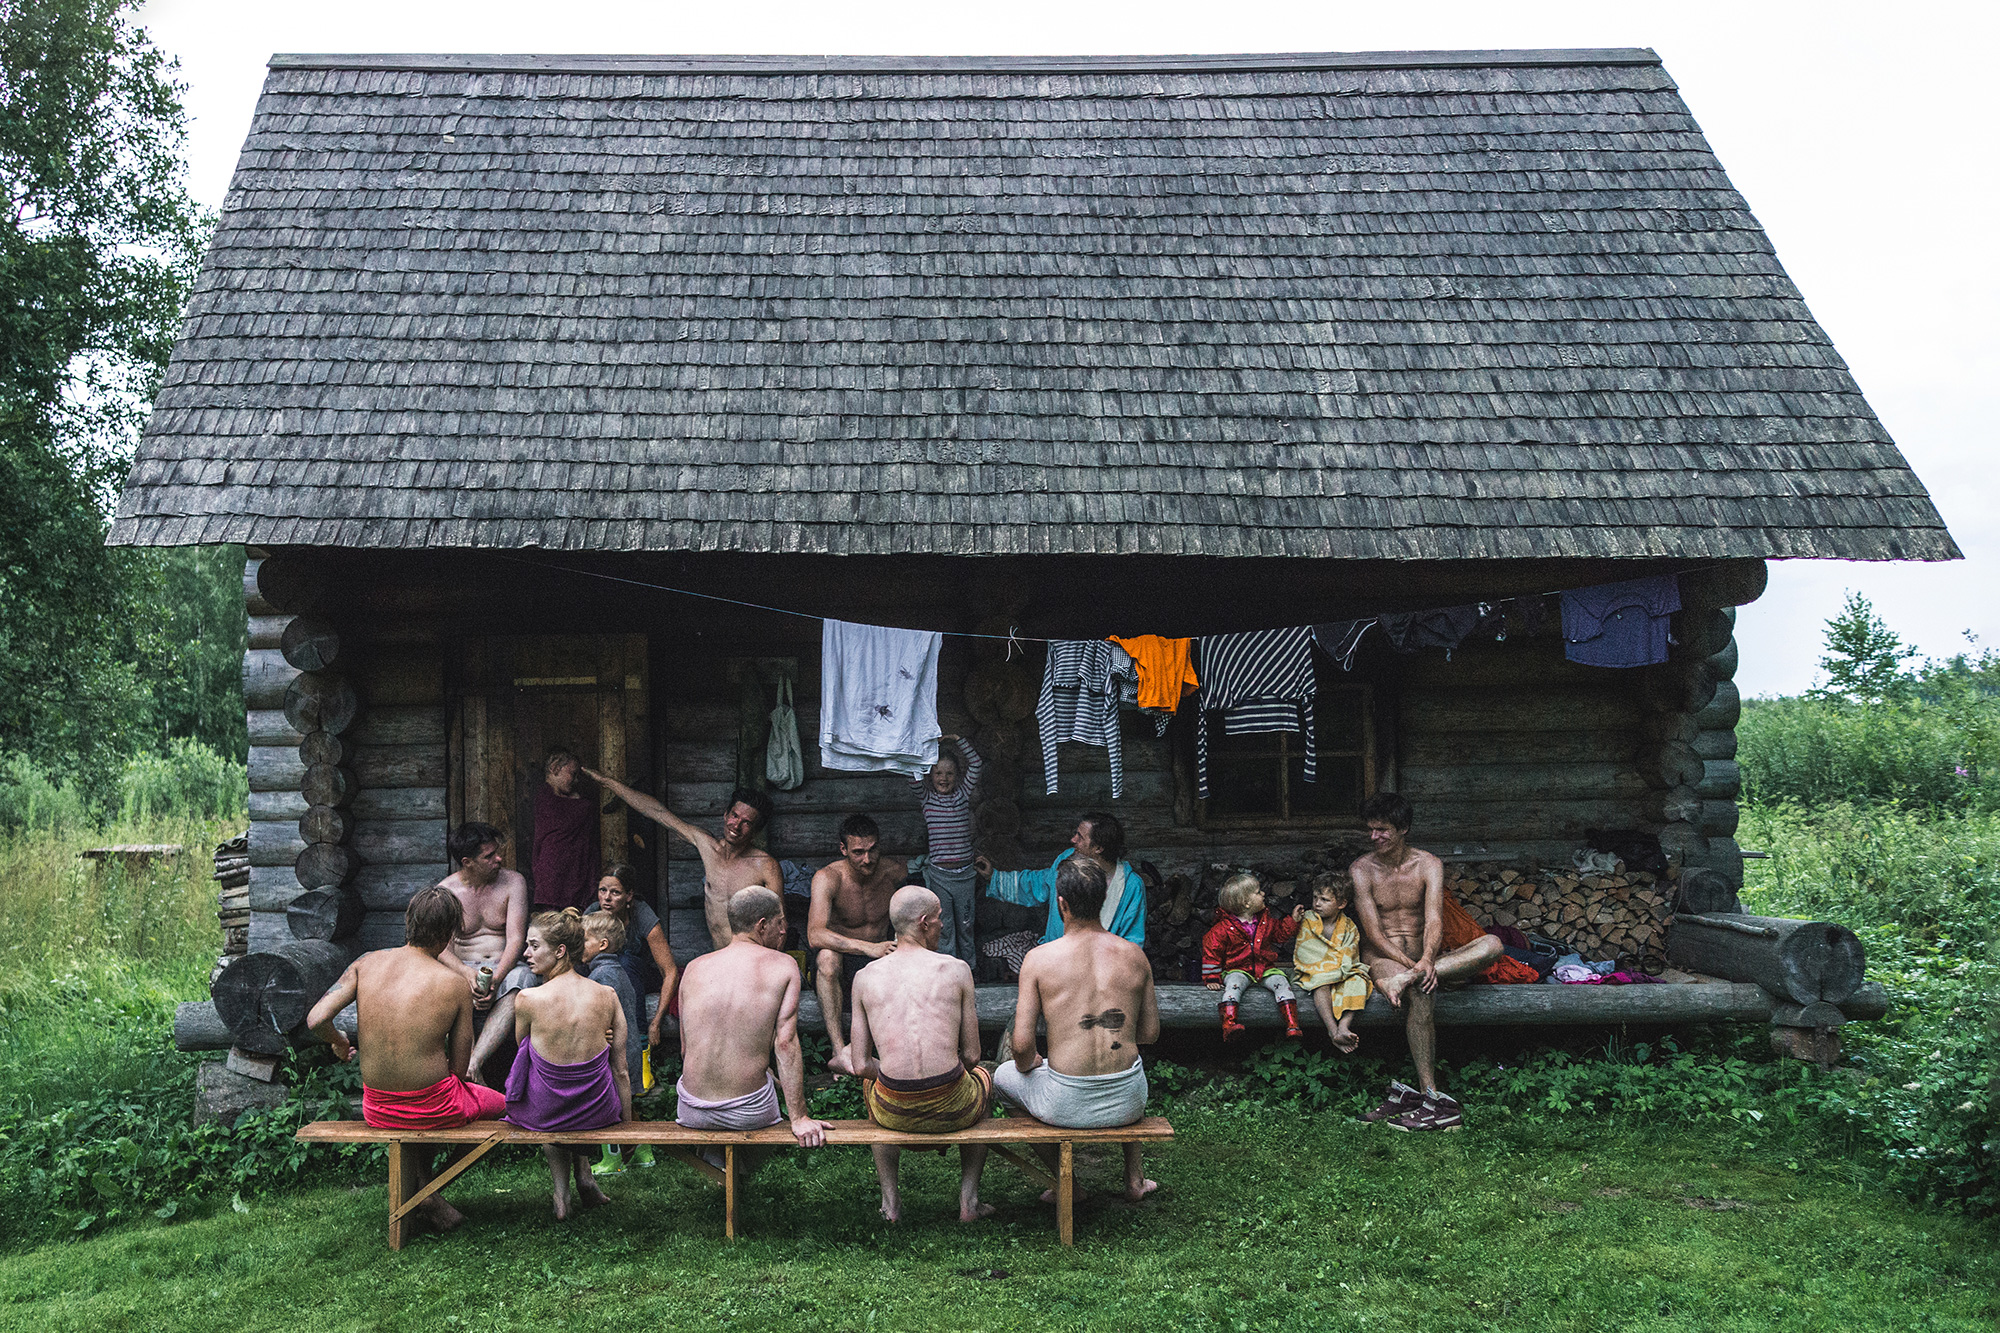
[1057,1141,1074,1247]
[724,1146,737,1240]
[386,1141,408,1251]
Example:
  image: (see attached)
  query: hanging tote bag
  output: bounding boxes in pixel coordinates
[765,677,805,791]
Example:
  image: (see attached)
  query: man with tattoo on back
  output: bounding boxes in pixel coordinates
[582,770,782,951]
[808,814,907,1075]
[1349,791,1501,1132]
[996,856,1161,1204]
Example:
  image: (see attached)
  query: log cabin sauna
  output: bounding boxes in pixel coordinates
[108,49,1955,1114]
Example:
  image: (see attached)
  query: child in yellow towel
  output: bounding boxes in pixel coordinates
[1292,872,1371,1053]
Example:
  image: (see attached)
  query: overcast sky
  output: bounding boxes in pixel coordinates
[135,0,1997,697]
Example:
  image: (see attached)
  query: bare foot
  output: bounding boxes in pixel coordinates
[1330,1027,1360,1054]
[826,1045,857,1077]
[1038,1186,1084,1204]
[960,1200,997,1221]
[879,1195,901,1223]
[1379,971,1413,1007]
[1124,1179,1160,1202]
[414,1196,465,1233]
[575,1177,610,1211]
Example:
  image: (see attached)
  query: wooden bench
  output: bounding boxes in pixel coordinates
[297,1114,1175,1249]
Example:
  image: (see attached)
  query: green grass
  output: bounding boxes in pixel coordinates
[0,1108,1993,1333]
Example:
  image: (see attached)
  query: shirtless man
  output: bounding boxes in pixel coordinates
[997,857,1161,1203]
[437,822,533,1083]
[1349,791,1501,1133]
[583,770,782,952]
[808,813,907,1074]
[306,886,504,1234]
[674,885,829,1170]
[848,886,992,1223]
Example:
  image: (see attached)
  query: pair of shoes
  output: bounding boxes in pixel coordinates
[1390,1091,1464,1132]
[1361,1080,1423,1123]
[630,1143,656,1169]
[1218,1001,1246,1041]
[597,1145,628,1175]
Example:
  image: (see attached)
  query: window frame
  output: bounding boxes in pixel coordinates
[1193,681,1378,830]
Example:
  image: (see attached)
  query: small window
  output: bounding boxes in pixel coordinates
[1198,682,1375,826]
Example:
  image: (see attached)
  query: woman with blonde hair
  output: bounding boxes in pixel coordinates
[506,908,632,1218]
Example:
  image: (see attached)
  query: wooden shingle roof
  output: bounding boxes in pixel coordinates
[110,49,1957,561]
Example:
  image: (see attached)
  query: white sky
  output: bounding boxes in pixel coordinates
[136,0,1998,697]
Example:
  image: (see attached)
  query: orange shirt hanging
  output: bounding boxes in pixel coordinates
[1107,636,1200,713]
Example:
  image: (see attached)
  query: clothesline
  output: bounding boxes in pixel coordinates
[494,552,1735,647]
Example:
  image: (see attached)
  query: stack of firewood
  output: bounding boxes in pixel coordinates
[1451,861,1676,972]
[213,832,250,981]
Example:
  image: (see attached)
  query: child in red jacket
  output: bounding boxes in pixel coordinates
[1202,873,1303,1040]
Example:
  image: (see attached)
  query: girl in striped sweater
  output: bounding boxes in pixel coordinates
[913,735,983,965]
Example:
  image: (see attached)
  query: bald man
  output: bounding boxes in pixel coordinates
[847,885,993,1223]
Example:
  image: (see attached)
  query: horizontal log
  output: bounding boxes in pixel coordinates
[1699,760,1742,800]
[300,805,352,846]
[1672,608,1734,662]
[351,911,409,953]
[1402,730,1637,767]
[243,649,300,711]
[351,819,448,866]
[248,709,305,749]
[1641,785,1703,825]
[1706,638,1739,682]
[1692,729,1738,761]
[1019,770,1173,808]
[1400,763,1648,802]
[354,648,445,708]
[248,819,307,867]
[1667,914,1865,1005]
[284,672,358,736]
[248,746,307,794]
[1637,741,1705,790]
[256,554,323,615]
[672,775,919,816]
[1638,712,1699,744]
[350,786,448,821]
[1839,979,1888,1021]
[299,731,347,768]
[1398,690,1636,734]
[345,705,447,747]
[173,1000,237,1052]
[1641,664,1718,716]
[1684,837,1745,884]
[1698,800,1740,838]
[248,910,291,954]
[302,763,354,808]
[249,790,309,822]
[1679,559,1767,609]
[247,614,292,651]
[1656,822,1708,862]
[352,863,450,911]
[351,744,447,788]
[281,616,342,672]
[1675,867,1741,915]
[666,811,926,862]
[1694,680,1741,732]
[249,865,305,912]
[243,559,278,617]
[1389,646,1606,689]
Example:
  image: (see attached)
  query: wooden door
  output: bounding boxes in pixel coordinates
[448,636,650,894]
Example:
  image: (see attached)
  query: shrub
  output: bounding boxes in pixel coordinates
[1740,696,1984,811]
[118,737,247,823]
[0,752,92,833]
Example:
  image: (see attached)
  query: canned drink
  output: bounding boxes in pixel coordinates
[473,964,495,998]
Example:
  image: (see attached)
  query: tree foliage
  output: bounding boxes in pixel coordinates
[1812,591,1920,703]
[0,0,237,788]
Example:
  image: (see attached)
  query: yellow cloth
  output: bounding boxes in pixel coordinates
[1107,636,1199,713]
[863,1064,993,1134]
[1292,910,1371,1015]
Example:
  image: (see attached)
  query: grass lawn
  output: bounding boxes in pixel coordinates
[2,1106,1994,1333]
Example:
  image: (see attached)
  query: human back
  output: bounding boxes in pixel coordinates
[351,945,471,1092]
[678,923,798,1102]
[519,952,621,1065]
[851,909,977,1084]
[1027,927,1155,1077]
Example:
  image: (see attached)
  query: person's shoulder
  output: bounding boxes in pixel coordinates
[1412,848,1444,874]
[1348,851,1381,880]
[497,867,529,891]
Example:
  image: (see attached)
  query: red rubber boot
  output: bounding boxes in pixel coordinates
[1279,998,1304,1039]
[1219,1001,1246,1041]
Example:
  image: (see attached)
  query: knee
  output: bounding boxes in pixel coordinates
[815,952,839,982]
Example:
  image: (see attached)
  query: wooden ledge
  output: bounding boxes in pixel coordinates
[297,1113,1174,1148]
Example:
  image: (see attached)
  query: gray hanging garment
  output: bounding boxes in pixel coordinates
[765,677,805,791]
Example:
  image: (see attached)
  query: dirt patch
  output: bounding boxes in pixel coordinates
[1541,1200,1581,1213]
[1680,1196,1753,1211]
[1593,1188,1629,1198]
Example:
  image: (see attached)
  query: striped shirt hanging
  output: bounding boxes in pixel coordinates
[1037,640,1137,798]
[1195,627,1317,799]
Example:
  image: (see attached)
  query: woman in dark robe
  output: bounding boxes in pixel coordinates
[531,749,600,911]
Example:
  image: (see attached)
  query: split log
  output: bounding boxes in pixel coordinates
[1641,785,1703,825]
[964,662,1037,726]
[295,842,359,890]
[1694,680,1741,732]
[1637,741,1706,790]
[280,616,342,672]
[211,939,357,1043]
[299,731,348,768]
[256,555,323,614]
[284,673,358,736]
[302,763,355,808]
[243,649,299,711]
[299,805,352,846]
[287,885,365,942]
[1679,560,1768,609]
[1667,913,1865,1005]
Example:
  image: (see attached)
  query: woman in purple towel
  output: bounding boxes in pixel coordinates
[507,908,633,1219]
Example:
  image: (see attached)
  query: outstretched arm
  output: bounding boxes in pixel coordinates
[305,961,360,1061]
[584,768,715,853]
